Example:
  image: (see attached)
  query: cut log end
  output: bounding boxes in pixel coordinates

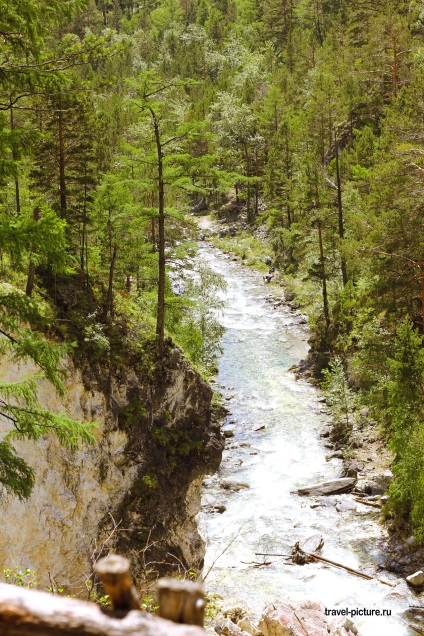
[158,578,205,627]
[94,554,140,611]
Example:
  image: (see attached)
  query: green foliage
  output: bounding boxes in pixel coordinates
[205,591,221,621]
[141,594,159,612]
[322,357,356,433]
[378,319,424,539]
[88,588,111,607]
[166,260,226,376]
[3,565,37,588]
[139,473,158,489]
[0,282,97,498]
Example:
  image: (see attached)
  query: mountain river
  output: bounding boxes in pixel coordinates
[197,235,413,636]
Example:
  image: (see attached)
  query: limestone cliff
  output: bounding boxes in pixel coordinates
[0,347,223,592]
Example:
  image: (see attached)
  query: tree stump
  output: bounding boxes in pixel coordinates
[157,579,205,627]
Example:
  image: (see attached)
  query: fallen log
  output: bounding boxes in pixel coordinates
[302,551,394,587]
[354,498,382,509]
[0,583,207,636]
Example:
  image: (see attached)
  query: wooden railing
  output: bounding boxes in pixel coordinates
[0,554,206,635]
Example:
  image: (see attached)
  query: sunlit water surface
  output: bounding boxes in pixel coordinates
[197,244,412,636]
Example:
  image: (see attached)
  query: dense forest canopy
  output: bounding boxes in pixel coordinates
[1,0,424,535]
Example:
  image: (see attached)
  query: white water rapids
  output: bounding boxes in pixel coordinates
[197,239,413,635]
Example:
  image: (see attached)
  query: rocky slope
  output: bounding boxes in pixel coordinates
[0,347,223,592]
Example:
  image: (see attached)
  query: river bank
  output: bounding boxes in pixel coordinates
[195,215,416,636]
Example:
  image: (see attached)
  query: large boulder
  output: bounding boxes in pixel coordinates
[259,600,360,636]
[296,478,356,496]
[406,571,424,587]
[190,198,208,215]
[362,471,393,495]
[238,617,261,636]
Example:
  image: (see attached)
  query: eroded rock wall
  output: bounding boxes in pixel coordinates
[0,349,223,591]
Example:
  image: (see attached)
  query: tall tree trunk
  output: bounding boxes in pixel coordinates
[151,216,156,250]
[245,144,252,223]
[254,150,259,218]
[104,244,117,321]
[421,262,424,332]
[151,109,166,354]
[335,139,348,286]
[10,101,21,215]
[80,177,88,287]
[26,208,40,297]
[392,33,398,98]
[287,206,292,229]
[58,95,67,218]
[286,133,292,228]
[318,221,330,331]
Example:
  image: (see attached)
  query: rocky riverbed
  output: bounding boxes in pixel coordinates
[195,217,420,636]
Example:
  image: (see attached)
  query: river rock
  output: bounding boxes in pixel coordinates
[388,560,404,573]
[358,471,392,495]
[406,570,424,587]
[220,480,250,492]
[220,618,250,636]
[252,424,266,431]
[326,450,343,459]
[223,429,235,438]
[203,503,226,514]
[296,478,356,496]
[190,198,208,214]
[339,461,364,479]
[237,617,261,636]
[300,534,324,552]
[259,600,361,636]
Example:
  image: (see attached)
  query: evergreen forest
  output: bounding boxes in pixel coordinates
[2,0,424,545]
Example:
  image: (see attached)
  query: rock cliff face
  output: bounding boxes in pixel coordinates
[0,348,223,591]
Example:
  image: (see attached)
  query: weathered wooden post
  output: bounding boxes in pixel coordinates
[94,553,140,611]
[157,579,205,627]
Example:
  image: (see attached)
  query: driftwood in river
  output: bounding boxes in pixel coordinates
[256,542,395,588]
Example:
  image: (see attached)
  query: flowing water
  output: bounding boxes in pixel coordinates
[197,238,412,635]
